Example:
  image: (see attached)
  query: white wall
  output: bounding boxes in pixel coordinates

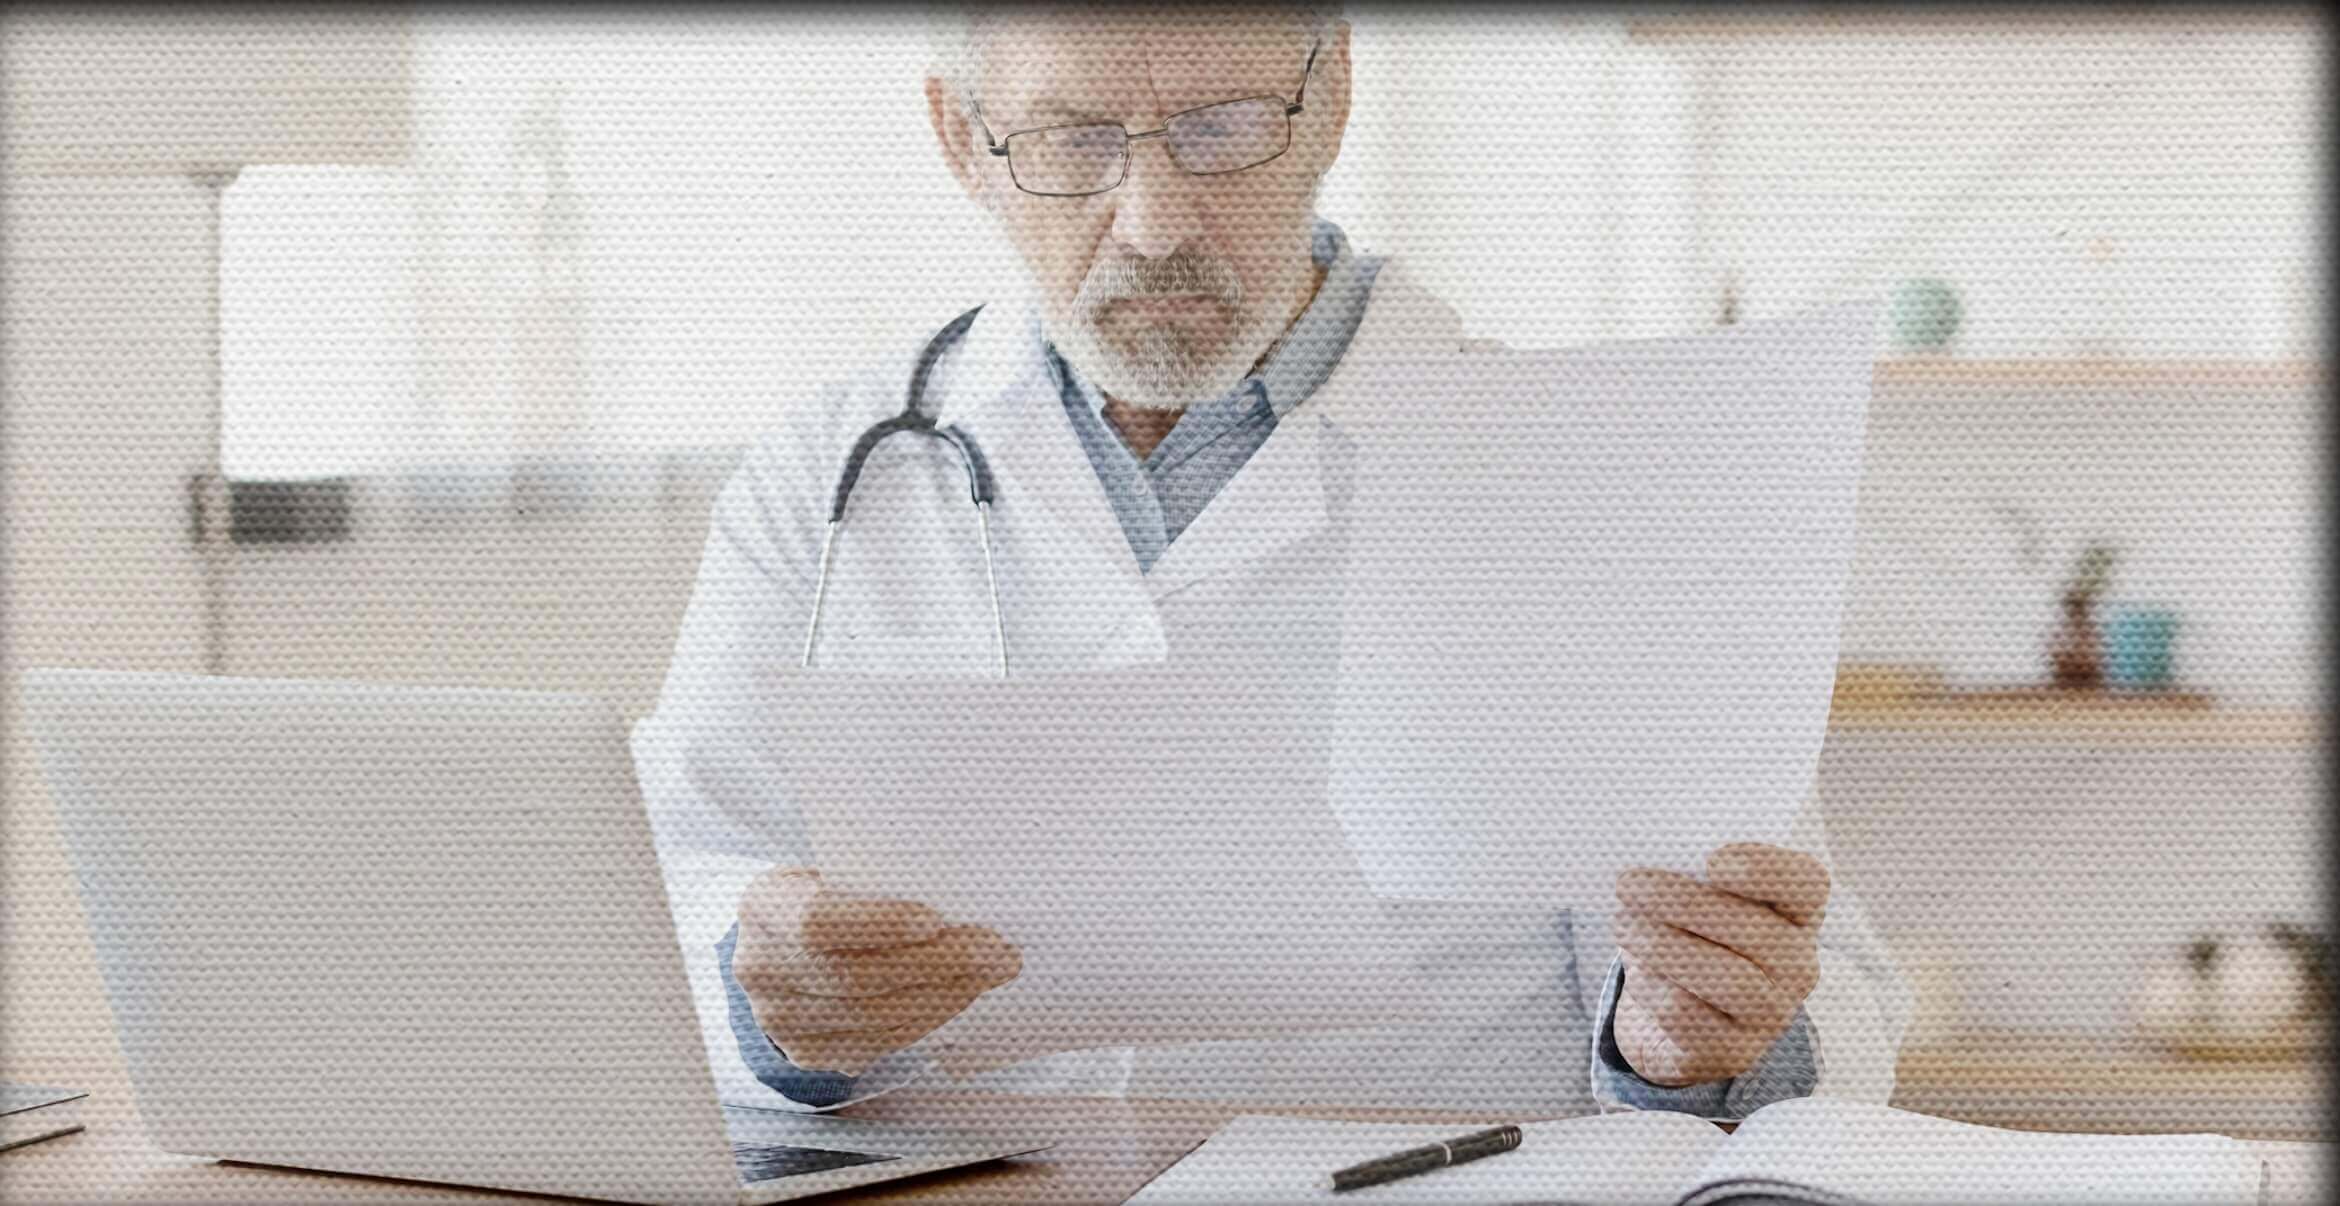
[1337,8,1703,347]
[0,8,410,175]
[1,6,409,1079]
[1624,10,2328,705]
[1663,14,2324,358]
[1820,726,2325,1040]
[0,178,215,679]
[1845,372,2322,705]
[212,471,724,720]
[1,174,219,1073]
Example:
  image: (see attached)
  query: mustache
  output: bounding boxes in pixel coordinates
[1076,249,1242,314]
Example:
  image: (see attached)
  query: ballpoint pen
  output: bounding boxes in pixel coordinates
[1326,1124,1522,1192]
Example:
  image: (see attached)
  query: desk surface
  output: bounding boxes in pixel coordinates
[2,1076,2326,1205]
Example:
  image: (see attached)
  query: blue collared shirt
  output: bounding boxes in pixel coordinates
[1041,216,1382,573]
[718,215,1815,1114]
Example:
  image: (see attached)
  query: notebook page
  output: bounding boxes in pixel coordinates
[1677,1098,2260,1206]
[1126,1111,1727,1206]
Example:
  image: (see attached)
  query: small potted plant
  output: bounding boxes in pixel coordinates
[2049,541,2118,688]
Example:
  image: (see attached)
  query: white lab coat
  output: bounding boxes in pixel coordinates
[631,256,1914,1118]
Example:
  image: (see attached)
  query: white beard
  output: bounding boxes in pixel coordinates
[1043,250,1311,411]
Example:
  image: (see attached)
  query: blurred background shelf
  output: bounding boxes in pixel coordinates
[1826,697,2320,745]
[1628,9,2317,41]
[1826,666,2322,745]
[1874,358,2323,392]
[1819,658,2325,1101]
[1893,1031,2331,1142]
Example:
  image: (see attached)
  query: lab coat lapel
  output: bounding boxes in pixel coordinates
[1141,414,1327,599]
[930,298,1146,579]
[1142,258,1467,599]
[926,295,1167,668]
[923,258,1468,612]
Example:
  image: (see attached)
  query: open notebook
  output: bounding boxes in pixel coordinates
[1127,1098,2264,1206]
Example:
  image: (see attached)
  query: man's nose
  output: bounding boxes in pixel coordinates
[1109,133,1206,259]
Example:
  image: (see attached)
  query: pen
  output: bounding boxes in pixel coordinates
[1326,1124,1522,1193]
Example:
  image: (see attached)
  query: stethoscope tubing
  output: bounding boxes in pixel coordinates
[801,305,1010,677]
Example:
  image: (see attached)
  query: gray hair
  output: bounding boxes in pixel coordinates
[926,2,1345,95]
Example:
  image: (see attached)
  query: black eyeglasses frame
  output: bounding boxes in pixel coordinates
[966,40,1322,198]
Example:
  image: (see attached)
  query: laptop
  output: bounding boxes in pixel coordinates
[19,667,1052,1204]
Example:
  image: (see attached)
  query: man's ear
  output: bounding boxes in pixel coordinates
[1304,22,1353,178]
[925,74,993,209]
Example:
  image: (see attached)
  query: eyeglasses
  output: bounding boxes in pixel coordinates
[969,42,1320,198]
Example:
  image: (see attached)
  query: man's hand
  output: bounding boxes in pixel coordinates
[731,867,1021,1076]
[1609,843,1828,1087]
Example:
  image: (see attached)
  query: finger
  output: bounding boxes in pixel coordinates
[738,867,824,942]
[1705,843,1830,927]
[1614,911,1796,1029]
[761,926,1019,998]
[1628,962,1752,1053]
[1617,870,1818,992]
[764,971,1000,1038]
[744,870,947,951]
[1616,896,1818,1005]
[804,890,949,951]
[1610,990,1694,1086]
[781,980,991,1072]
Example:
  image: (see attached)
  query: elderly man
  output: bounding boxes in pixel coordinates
[632,1,1912,1121]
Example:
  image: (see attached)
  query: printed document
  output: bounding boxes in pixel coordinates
[1327,298,1879,903]
[755,662,1436,1075]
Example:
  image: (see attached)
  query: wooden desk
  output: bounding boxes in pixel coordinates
[2,1075,2326,1205]
[0,1077,1524,1203]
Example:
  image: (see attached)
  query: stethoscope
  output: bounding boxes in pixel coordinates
[800,304,1012,676]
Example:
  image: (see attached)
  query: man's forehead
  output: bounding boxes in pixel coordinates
[973,12,1315,122]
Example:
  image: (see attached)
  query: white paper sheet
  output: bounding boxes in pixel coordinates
[1678,1097,2261,1206]
[1127,1100,2262,1206]
[1327,298,1880,903]
[1125,1112,1728,1206]
[755,662,1436,1076]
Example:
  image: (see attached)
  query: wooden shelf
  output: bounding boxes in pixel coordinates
[1630,10,2319,42]
[1894,1030,2331,1141]
[1825,686,2322,746]
[1874,358,2322,391]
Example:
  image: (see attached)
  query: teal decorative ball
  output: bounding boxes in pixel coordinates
[1890,277,1963,351]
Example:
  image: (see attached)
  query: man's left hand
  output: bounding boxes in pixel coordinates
[1609,843,1829,1087]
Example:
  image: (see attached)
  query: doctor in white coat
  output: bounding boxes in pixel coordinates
[631,1,1913,1121]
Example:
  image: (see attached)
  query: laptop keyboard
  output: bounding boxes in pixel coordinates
[732,1141,899,1184]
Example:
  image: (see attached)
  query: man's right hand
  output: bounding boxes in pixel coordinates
[731,867,1021,1076]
